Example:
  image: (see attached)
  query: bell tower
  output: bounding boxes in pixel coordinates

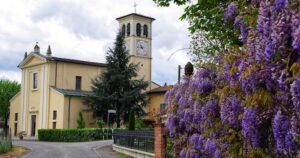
[116,13,155,90]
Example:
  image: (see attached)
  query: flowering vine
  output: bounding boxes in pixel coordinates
[165,0,300,157]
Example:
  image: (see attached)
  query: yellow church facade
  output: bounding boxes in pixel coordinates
[9,13,167,137]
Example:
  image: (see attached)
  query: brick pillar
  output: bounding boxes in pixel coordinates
[154,122,166,158]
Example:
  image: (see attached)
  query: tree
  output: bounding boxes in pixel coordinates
[128,109,135,131]
[0,80,20,136]
[153,0,241,64]
[76,112,85,129]
[85,31,148,128]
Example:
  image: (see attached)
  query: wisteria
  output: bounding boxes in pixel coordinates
[273,110,294,155]
[224,3,237,23]
[165,0,300,157]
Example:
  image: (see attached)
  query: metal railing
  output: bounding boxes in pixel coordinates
[113,130,154,153]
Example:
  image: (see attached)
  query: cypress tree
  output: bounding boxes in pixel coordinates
[128,109,135,131]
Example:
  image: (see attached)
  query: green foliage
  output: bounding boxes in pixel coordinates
[0,80,20,135]
[38,128,113,142]
[0,138,12,154]
[244,88,274,108]
[153,0,241,64]
[135,118,144,129]
[117,152,133,158]
[77,112,85,129]
[290,63,300,77]
[85,31,148,127]
[128,109,135,131]
[96,119,105,129]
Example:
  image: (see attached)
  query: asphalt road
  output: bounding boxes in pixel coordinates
[13,140,114,158]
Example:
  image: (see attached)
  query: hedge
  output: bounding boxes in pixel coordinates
[38,128,113,142]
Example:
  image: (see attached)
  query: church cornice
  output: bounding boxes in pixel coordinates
[116,13,155,21]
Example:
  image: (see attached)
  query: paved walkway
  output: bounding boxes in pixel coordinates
[97,145,117,158]
[13,140,115,158]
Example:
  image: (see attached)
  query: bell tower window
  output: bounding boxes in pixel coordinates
[127,23,130,36]
[121,24,126,37]
[136,23,141,37]
[143,25,148,38]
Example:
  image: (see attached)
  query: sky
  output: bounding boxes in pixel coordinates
[0,0,191,85]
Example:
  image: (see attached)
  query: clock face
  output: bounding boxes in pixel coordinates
[136,40,148,56]
[125,42,129,51]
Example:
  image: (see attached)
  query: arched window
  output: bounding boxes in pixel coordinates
[136,23,141,36]
[121,24,126,37]
[127,23,130,36]
[143,25,148,37]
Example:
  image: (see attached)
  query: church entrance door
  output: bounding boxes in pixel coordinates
[31,115,36,136]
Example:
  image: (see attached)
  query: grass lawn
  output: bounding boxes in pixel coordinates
[117,152,133,158]
[0,146,29,158]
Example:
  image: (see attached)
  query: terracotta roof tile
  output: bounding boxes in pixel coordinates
[148,85,172,94]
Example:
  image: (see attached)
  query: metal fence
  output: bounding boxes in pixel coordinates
[113,130,154,153]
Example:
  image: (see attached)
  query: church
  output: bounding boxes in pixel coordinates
[9,13,170,137]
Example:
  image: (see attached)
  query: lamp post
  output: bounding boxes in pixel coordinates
[178,65,183,84]
[107,109,116,128]
[167,48,190,84]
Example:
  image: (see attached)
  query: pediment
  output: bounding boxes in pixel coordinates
[19,53,47,68]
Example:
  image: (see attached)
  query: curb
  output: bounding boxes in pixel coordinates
[92,140,114,158]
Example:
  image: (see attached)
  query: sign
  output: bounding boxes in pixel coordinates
[108,109,116,113]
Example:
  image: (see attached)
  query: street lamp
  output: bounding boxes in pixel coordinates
[178,65,184,84]
[167,48,190,84]
[107,109,116,128]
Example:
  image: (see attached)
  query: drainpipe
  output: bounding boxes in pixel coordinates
[68,96,71,128]
[55,61,58,87]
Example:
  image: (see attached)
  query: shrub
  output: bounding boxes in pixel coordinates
[77,112,85,129]
[135,118,144,129]
[38,128,113,142]
[0,138,12,154]
[96,119,105,129]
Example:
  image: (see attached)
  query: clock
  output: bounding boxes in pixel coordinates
[125,42,129,51]
[136,40,148,56]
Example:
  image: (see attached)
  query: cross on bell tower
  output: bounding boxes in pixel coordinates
[133,2,137,13]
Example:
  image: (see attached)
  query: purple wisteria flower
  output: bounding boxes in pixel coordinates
[224,3,237,23]
[220,95,243,127]
[291,11,300,51]
[291,78,300,144]
[166,115,179,137]
[292,26,300,51]
[205,138,218,156]
[242,108,260,152]
[213,149,221,158]
[202,97,219,120]
[273,110,293,155]
[275,0,287,12]
[270,11,291,56]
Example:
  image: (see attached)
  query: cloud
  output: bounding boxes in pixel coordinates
[0,0,191,85]
[0,70,21,83]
